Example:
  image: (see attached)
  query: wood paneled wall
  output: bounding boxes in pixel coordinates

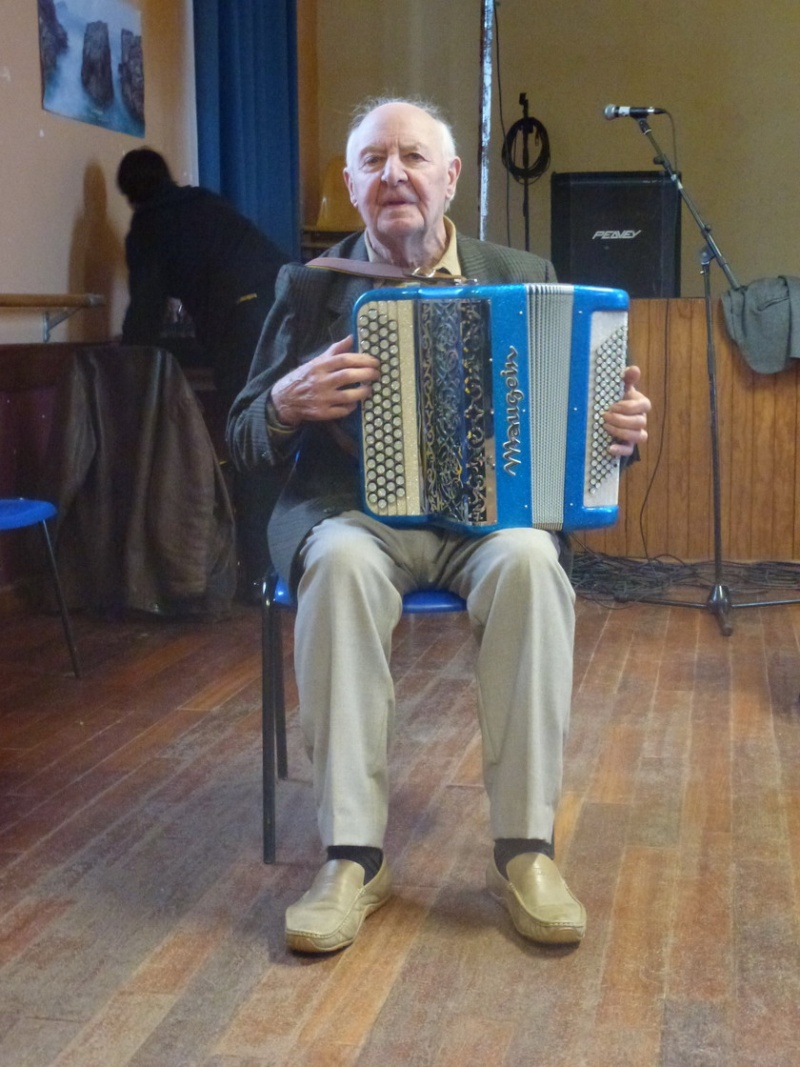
[581,298,800,563]
[3,307,798,601]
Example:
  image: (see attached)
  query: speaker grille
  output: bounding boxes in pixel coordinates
[550,171,681,298]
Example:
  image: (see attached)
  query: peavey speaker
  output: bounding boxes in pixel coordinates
[550,171,681,298]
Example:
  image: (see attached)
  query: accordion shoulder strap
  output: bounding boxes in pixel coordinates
[305,256,473,286]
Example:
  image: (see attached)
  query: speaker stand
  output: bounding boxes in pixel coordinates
[620,117,800,635]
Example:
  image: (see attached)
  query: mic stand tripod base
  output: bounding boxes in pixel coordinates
[625,584,733,637]
[707,583,733,635]
[620,581,800,639]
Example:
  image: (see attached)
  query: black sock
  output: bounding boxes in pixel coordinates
[494,836,554,877]
[326,845,384,883]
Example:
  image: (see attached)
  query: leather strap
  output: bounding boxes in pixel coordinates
[305,256,474,286]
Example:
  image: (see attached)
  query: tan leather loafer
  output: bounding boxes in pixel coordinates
[487,852,586,945]
[285,858,392,953]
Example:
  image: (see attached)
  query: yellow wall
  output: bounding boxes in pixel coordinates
[0,0,197,343]
[306,0,800,298]
[3,0,797,344]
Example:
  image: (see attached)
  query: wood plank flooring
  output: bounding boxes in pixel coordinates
[2,587,800,1066]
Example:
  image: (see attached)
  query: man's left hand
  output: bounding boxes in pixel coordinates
[604,365,651,457]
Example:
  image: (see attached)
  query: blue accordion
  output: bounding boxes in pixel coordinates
[354,282,629,535]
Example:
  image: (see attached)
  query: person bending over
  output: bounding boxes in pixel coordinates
[117,147,289,595]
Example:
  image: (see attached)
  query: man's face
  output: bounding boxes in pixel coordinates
[344,103,461,250]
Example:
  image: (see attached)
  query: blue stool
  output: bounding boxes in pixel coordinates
[0,498,81,678]
[260,567,466,862]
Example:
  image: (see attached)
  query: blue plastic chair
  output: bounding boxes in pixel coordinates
[261,567,466,862]
[0,498,81,677]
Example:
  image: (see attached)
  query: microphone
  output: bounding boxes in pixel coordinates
[603,105,666,120]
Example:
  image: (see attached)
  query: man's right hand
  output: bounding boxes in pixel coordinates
[269,335,380,426]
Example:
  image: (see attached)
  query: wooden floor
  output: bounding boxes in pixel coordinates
[2,585,800,1066]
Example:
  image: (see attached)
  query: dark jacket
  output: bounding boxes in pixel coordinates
[122,184,288,403]
[226,232,556,587]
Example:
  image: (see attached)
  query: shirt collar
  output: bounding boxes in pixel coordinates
[364,217,461,276]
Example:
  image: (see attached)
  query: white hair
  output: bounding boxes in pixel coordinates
[345,96,458,171]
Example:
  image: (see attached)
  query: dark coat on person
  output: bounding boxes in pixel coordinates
[122,184,288,405]
[226,231,557,588]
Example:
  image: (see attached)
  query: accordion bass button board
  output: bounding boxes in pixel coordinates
[355,282,629,535]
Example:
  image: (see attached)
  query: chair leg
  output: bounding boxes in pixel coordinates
[261,583,277,864]
[261,569,292,864]
[39,520,81,678]
[272,609,288,780]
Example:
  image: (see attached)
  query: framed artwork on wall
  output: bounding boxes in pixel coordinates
[38,0,144,137]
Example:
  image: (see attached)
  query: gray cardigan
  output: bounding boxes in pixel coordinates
[722,275,800,374]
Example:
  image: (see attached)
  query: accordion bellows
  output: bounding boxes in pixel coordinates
[355,282,629,534]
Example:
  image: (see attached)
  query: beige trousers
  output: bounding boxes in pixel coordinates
[294,511,576,849]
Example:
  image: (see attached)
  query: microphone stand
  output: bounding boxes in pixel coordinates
[623,117,800,635]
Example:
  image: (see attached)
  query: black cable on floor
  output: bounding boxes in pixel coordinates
[571,545,800,606]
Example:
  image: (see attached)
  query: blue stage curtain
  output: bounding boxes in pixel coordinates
[193,0,300,259]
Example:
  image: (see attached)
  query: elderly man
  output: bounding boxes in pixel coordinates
[227,98,650,953]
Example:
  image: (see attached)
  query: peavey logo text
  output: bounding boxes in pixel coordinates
[500,347,524,474]
[592,229,642,240]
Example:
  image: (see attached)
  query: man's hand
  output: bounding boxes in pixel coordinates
[270,335,380,425]
[604,365,651,457]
